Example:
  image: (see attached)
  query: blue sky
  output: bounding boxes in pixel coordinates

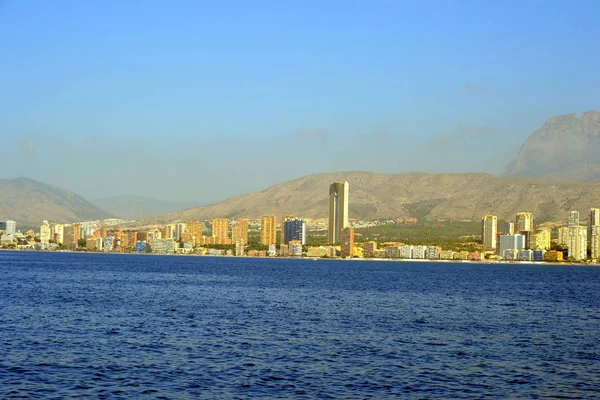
[1,0,599,202]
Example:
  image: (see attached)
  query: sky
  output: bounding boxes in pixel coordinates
[1,0,600,203]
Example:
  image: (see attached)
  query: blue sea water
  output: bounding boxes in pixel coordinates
[0,251,599,399]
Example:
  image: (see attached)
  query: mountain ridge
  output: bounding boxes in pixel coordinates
[142,171,600,224]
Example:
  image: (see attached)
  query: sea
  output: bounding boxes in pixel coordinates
[1,251,599,399]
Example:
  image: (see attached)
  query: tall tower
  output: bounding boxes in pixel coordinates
[568,211,587,261]
[260,215,277,245]
[589,208,600,244]
[515,212,534,248]
[238,218,249,244]
[481,215,497,250]
[328,181,349,244]
[211,218,229,244]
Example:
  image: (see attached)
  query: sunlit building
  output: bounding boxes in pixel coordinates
[212,218,229,244]
[39,220,51,245]
[481,215,497,250]
[515,212,534,248]
[340,226,354,257]
[283,218,306,245]
[328,181,349,244]
[260,215,277,246]
[63,224,81,250]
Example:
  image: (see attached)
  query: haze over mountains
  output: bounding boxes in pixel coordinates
[91,195,202,220]
[145,172,600,224]
[504,110,600,182]
[3,110,600,227]
[0,178,112,227]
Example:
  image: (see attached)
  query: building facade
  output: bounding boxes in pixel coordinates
[481,215,498,250]
[260,215,277,245]
[328,181,349,244]
[283,218,306,245]
[340,226,354,257]
[212,218,230,245]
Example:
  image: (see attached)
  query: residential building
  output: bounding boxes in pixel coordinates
[440,250,454,260]
[468,252,484,261]
[363,241,377,258]
[531,228,551,250]
[544,250,563,262]
[0,220,16,235]
[288,240,303,257]
[453,251,469,260]
[481,215,497,250]
[517,249,533,261]
[427,246,440,260]
[283,218,306,245]
[63,224,81,250]
[499,234,526,255]
[260,215,277,246]
[340,226,355,257]
[211,218,229,244]
[592,226,600,260]
[515,212,534,248]
[39,220,51,244]
[231,225,243,245]
[385,246,400,259]
[399,245,413,259]
[51,223,64,244]
[590,208,600,245]
[268,244,277,257]
[149,238,177,254]
[280,215,295,244]
[328,181,349,244]
[187,221,203,240]
[238,218,249,244]
[411,245,427,259]
[503,249,518,261]
[508,222,515,235]
[532,250,546,261]
[175,223,187,241]
[568,225,587,261]
[558,227,570,246]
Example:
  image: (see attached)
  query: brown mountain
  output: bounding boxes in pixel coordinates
[0,177,113,228]
[503,110,600,182]
[144,172,600,224]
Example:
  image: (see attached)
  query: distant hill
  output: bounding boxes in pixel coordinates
[503,110,600,182]
[143,172,600,224]
[92,195,202,220]
[0,177,113,228]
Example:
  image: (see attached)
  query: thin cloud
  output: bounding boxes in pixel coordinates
[459,83,488,93]
[360,131,391,140]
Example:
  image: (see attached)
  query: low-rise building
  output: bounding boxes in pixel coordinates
[532,249,546,261]
[150,238,177,254]
[440,250,454,260]
[503,249,518,261]
[426,246,440,260]
[517,249,533,261]
[467,252,484,261]
[385,246,400,259]
[288,240,302,257]
[399,245,413,259]
[363,241,377,258]
[544,250,564,262]
[453,251,469,260]
[411,245,427,259]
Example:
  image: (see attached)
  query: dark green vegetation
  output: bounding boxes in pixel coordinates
[355,220,482,251]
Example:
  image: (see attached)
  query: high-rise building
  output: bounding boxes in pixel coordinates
[238,218,249,244]
[558,227,570,246]
[531,228,551,250]
[0,220,16,235]
[212,218,229,244]
[568,226,587,261]
[175,223,187,241]
[589,208,600,244]
[187,221,203,242]
[51,223,64,245]
[39,220,51,244]
[340,226,355,257]
[568,210,580,227]
[363,241,377,258]
[481,215,497,250]
[508,222,515,235]
[515,212,534,248]
[283,218,306,245]
[280,215,295,244]
[499,234,526,256]
[63,224,81,250]
[231,225,243,245]
[328,181,349,244]
[260,215,277,245]
[591,226,600,260]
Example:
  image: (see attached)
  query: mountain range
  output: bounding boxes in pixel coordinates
[0,178,112,228]
[144,172,600,224]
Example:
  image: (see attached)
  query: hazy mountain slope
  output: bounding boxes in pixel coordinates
[92,195,202,220]
[144,172,600,223]
[503,110,600,182]
[0,177,113,227]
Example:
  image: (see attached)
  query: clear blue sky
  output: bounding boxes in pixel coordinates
[1,0,599,202]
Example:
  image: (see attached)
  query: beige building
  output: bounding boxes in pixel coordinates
[515,212,534,248]
[568,226,587,261]
[558,227,570,246]
[341,226,355,257]
[212,218,230,244]
[591,225,600,260]
[238,218,249,244]
[531,228,551,250]
[328,181,349,244]
[39,220,51,245]
[260,215,277,245]
[481,215,497,250]
[63,224,81,250]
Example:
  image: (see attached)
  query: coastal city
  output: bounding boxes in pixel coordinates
[1,181,600,263]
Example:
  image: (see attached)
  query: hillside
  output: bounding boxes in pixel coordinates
[503,110,600,182]
[144,172,600,224]
[0,178,113,228]
[92,195,202,220]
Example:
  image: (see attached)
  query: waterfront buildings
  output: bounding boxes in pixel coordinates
[63,224,81,250]
[328,181,349,244]
[499,234,526,255]
[340,226,354,257]
[481,215,498,250]
[515,212,534,248]
[591,226,600,260]
[260,215,277,245]
[39,220,51,244]
[212,218,230,244]
[238,218,249,244]
[590,208,600,245]
[175,223,186,241]
[51,223,64,245]
[283,218,306,245]
[531,228,551,250]
[363,241,377,258]
[0,220,16,235]
[558,227,570,247]
[568,211,587,261]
